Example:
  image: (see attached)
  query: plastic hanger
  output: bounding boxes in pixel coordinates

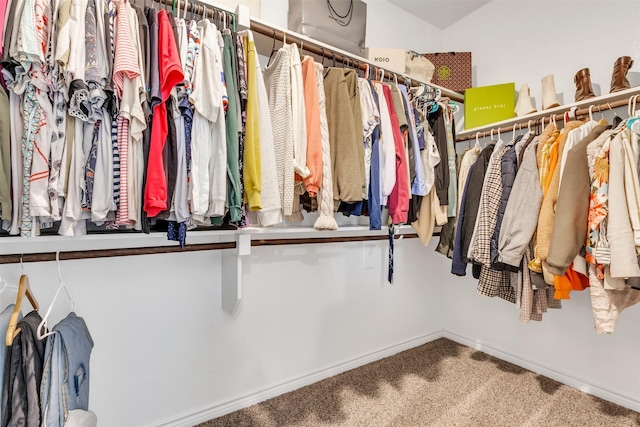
[608,102,623,128]
[6,257,39,346]
[512,123,517,142]
[0,267,17,311]
[627,95,640,134]
[37,252,76,340]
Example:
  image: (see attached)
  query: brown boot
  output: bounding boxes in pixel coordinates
[574,68,595,102]
[610,56,634,93]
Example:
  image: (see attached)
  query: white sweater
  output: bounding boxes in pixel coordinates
[285,43,309,179]
[263,48,295,217]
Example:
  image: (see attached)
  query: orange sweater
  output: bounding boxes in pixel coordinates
[301,57,323,196]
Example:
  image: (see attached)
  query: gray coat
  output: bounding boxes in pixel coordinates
[496,140,542,268]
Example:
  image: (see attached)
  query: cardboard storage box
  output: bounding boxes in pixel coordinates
[365,48,405,74]
[464,83,515,129]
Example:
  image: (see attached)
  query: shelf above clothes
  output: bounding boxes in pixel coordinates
[456,86,640,142]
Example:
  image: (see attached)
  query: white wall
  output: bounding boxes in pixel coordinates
[260,0,442,52]
[443,0,640,109]
[0,237,445,426]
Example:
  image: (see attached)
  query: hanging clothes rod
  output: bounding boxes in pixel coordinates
[0,242,237,265]
[0,232,432,264]
[153,0,235,25]
[249,19,464,103]
[456,88,640,142]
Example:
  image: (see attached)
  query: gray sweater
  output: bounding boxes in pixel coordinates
[496,140,542,268]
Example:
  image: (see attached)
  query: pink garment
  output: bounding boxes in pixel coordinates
[381,84,409,224]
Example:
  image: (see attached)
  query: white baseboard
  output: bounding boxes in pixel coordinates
[153,330,445,427]
[443,331,640,413]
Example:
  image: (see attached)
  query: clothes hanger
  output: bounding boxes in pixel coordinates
[37,252,76,340]
[626,95,640,134]
[512,123,518,142]
[474,131,482,152]
[609,102,623,127]
[266,30,277,67]
[0,267,17,312]
[6,257,40,346]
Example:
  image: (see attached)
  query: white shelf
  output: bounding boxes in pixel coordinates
[457,86,640,140]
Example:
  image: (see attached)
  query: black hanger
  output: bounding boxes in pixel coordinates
[267,30,277,67]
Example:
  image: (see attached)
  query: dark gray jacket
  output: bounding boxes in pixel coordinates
[459,143,495,263]
[2,311,45,427]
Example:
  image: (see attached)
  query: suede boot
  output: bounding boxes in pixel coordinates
[574,68,596,102]
[610,56,634,93]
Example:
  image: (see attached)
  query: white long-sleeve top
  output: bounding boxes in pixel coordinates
[373,82,396,206]
[189,20,227,223]
[285,43,309,179]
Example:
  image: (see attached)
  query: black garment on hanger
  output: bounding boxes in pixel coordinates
[428,108,450,206]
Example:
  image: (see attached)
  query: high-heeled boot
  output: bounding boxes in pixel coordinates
[574,68,595,102]
[515,83,537,116]
[610,56,634,93]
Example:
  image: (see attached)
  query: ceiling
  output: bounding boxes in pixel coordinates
[388,0,492,29]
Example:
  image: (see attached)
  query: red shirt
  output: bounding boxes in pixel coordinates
[382,85,409,224]
[144,9,184,218]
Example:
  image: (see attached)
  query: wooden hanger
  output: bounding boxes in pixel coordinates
[6,274,39,346]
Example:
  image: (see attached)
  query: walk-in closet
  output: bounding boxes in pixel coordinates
[0,0,639,426]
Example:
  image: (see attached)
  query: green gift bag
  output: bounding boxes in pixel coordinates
[464,83,515,130]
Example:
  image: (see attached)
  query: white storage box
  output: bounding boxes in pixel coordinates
[365,48,405,74]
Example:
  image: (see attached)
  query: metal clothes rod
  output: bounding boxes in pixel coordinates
[0,242,237,265]
[154,0,235,25]
[252,233,423,247]
[456,97,632,142]
[0,233,431,264]
[249,19,464,103]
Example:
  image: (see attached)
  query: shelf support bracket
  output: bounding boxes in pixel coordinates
[221,233,251,314]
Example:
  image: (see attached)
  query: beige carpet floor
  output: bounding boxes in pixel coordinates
[199,338,640,427]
